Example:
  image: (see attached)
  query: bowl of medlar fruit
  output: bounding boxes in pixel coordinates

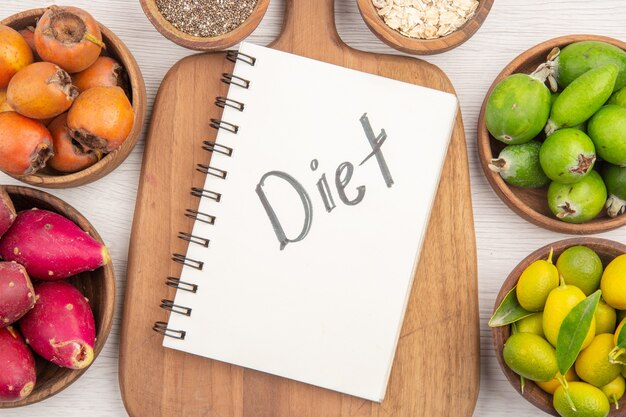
[0,6,146,188]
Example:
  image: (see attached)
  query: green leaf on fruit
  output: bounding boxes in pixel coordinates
[556,290,601,375]
[489,286,534,327]
[617,321,626,349]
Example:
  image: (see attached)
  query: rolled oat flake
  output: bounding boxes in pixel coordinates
[156,0,258,37]
[372,0,479,40]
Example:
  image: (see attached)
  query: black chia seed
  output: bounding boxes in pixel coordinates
[155,0,258,38]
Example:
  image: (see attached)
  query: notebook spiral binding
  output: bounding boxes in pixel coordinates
[154,50,255,340]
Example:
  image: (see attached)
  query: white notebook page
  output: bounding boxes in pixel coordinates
[163,42,458,402]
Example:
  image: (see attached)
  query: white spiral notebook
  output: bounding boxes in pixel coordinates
[158,42,457,402]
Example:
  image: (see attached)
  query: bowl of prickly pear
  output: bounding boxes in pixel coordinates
[491,237,626,417]
[1,7,146,189]
[0,185,114,408]
[478,35,626,234]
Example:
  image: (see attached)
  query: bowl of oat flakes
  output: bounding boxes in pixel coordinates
[356,0,494,54]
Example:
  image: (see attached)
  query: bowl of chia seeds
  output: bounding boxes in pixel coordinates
[140,0,269,51]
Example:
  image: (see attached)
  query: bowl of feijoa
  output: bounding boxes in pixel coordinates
[478,35,626,234]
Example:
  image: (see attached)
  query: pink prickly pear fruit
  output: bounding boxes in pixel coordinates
[20,281,95,370]
[0,326,36,402]
[0,262,35,328]
[0,208,110,280]
[0,188,16,238]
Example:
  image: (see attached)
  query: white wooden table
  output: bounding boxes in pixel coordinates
[1,1,625,416]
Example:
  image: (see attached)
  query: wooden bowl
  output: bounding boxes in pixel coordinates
[356,0,493,55]
[1,8,147,189]
[139,0,269,51]
[0,185,115,408]
[478,35,626,234]
[492,237,626,417]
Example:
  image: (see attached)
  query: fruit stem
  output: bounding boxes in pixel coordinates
[557,373,569,390]
[545,120,558,136]
[608,347,626,365]
[530,47,560,91]
[547,47,561,62]
[556,374,577,412]
[613,394,619,410]
[547,247,554,264]
[546,47,561,92]
[530,62,551,83]
[520,375,526,395]
[84,32,106,49]
[606,194,626,218]
[559,274,566,287]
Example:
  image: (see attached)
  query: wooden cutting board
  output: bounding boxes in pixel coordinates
[119,1,480,416]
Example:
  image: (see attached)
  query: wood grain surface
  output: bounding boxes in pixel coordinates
[2,1,626,417]
[120,0,479,416]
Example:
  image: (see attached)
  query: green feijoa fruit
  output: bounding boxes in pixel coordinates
[488,141,549,188]
[554,41,626,91]
[609,86,626,107]
[602,163,626,217]
[572,121,587,133]
[588,105,626,166]
[485,73,551,145]
[546,64,619,134]
[503,332,558,382]
[547,170,607,223]
[551,95,588,132]
[540,129,596,184]
[551,92,560,106]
